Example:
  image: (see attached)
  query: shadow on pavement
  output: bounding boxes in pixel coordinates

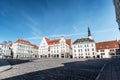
[0,59,11,67]
[3,59,33,65]
[2,59,109,80]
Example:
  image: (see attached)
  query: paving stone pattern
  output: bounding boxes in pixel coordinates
[97,58,120,80]
[0,58,109,80]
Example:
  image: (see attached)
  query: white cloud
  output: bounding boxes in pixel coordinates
[26,23,41,36]
[22,11,38,25]
[73,26,79,33]
[24,27,118,40]
[24,36,42,40]
[25,32,86,40]
[21,11,42,38]
[93,28,117,33]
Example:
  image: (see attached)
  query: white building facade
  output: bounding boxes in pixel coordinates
[39,37,71,58]
[31,44,39,58]
[11,39,38,58]
[39,37,49,58]
[0,41,11,58]
[72,38,96,58]
[72,27,96,58]
[96,40,119,58]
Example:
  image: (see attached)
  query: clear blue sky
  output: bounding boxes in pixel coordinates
[0,0,119,45]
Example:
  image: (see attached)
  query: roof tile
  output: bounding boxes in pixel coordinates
[96,40,119,50]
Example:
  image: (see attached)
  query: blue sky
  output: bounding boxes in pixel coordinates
[0,0,119,45]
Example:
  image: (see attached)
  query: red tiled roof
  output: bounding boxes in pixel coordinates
[44,37,71,47]
[96,40,119,50]
[48,39,60,45]
[66,39,71,47]
[31,44,38,49]
[15,39,38,49]
[45,38,50,44]
[15,39,30,45]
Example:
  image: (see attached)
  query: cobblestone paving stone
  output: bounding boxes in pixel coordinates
[97,58,120,80]
[0,58,109,80]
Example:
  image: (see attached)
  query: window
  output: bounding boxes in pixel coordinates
[92,48,94,51]
[110,49,114,52]
[101,53,105,55]
[78,49,80,52]
[81,49,83,52]
[100,50,104,52]
[91,44,93,47]
[88,49,89,51]
[74,50,76,52]
[87,44,89,47]
[57,50,59,53]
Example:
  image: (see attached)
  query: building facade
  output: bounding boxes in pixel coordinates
[39,36,71,58]
[113,0,120,30]
[0,41,11,58]
[72,27,96,58]
[96,40,119,58]
[31,44,39,58]
[72,38,96,58]
[11,39,38,58]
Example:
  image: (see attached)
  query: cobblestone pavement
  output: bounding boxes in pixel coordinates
[0,59,11,72]
[97,58,120,80]
[0,58,109,80]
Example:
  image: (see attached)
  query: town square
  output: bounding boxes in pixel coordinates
[0,0,120,80]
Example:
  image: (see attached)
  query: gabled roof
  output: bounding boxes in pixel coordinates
[15,39,31,45]
[44,38,50,44]
[44,37,71,47]
[48,39,60,45]
[66,39,71,47]
[73,38,94,44]
[96,40,119,50]
[31,44,38,49]
[15,39,38,49]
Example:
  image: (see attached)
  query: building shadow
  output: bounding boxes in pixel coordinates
[2,59,109,80]
[2,59,33,66]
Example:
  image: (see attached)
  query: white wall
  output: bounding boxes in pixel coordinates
[96,49,116,58]
[0,43,11,58]
[72,42,96,58]
[12,43,33,58]
[39,38,49,58]
[39,37,71,58]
